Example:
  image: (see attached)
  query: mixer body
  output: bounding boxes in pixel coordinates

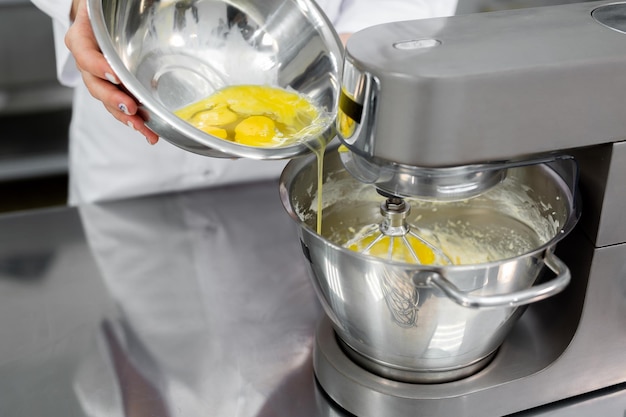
[307,1,626,415]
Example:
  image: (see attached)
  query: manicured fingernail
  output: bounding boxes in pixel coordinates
[105,72,119,84]
[118,103,130,115]
[127,121,134,130]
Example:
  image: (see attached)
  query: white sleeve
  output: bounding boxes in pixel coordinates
[31,0,82,87]
[331,0,458,34]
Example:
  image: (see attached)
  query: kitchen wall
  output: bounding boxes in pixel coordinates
[0,0,73,183]
[0,0,72,211]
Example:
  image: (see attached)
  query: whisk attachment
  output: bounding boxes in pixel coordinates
[380,197,411,236]
[348,196,453,265]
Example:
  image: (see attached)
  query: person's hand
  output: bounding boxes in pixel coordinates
[65,0,160,145]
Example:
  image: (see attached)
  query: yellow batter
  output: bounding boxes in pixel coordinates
[346,231,438,265]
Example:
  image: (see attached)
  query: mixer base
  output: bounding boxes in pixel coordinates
[313,316,497,416]
[335,334,496,384]
[313,311,618,417]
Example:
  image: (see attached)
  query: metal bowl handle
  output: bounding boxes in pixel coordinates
[418,252,571,308]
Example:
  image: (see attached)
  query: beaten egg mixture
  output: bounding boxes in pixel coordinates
[346,231,438,264]
[175,85,325,147]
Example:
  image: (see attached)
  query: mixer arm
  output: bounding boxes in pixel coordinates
[417,252,570,309]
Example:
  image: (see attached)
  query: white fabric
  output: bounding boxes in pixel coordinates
[30,0,79,85]
[32,0,458,205]
[317,0,457,34]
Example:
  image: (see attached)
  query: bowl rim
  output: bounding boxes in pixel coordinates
[279,144,582,270]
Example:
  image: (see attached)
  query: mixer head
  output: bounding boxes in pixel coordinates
[336,1,626,199]
[336,60,514,200]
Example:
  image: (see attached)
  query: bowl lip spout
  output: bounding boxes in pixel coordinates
[87,0,344,159]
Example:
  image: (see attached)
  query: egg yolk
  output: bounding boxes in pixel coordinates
[348,233,437,265]
[234,116,276,146]
[189,106,238,127]
[203,126,228,139]
[174,85,326,147]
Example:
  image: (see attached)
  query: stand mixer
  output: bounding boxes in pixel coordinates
[281,1,626,415]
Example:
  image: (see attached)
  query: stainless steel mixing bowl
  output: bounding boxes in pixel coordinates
[88,0,343,159]
[279,146,580,383]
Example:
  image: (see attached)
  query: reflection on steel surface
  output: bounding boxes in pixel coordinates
[380,270,419,328]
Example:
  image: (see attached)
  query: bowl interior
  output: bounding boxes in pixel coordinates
[283,148,578,265]
[90,0,343,157]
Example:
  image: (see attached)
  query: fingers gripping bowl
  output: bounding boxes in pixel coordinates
[87,0,343,158]
[279,146,580,383]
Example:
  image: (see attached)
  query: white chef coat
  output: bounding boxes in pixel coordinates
[31,0,458,205]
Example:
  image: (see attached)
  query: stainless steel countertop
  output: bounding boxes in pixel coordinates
[3,178,624,417]
[0,180,346,417]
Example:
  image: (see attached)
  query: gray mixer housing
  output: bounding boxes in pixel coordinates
[316,2,626,415]
[339,1,626,167]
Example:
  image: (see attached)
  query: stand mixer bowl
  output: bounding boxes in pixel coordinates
[279,146,579,383]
